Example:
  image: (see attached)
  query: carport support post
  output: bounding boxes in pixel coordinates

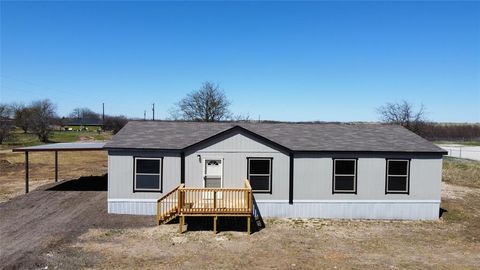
[54,151,58,182]
[25,151,29,193]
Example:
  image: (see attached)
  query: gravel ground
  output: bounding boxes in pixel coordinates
[0,176,153,270]
[1,154,480,269]
[1,178,479,269]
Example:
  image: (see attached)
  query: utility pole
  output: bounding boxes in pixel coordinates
[152,103,155,121]
[144,110,146,121]
[102,103,105,124]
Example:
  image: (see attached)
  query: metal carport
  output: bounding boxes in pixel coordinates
[12,142,106,193]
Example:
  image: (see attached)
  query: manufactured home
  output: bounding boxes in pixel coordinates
[104,121,446,225]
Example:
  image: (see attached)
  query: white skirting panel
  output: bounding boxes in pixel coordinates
[108,199,157,215]
[108,199,440,220]
[255,200,440,220]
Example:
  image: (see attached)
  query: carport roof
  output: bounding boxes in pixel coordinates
[13,142,106,152]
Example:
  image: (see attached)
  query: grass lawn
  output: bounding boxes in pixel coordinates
[0,129,112,150]
[443,156,480,188]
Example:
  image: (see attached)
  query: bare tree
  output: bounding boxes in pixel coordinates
[103,115,128,134]
[13,104,33,133]
[0,104,13,144]
[69,107,100,122]
[171,82,232,121]
[231,113,251,122]
[377,100,426,133]
[29,99,57,142]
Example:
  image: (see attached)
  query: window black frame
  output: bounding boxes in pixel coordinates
[247,157,273,194]
[385,158,410,195]
[133,156,163,193]
[332,158,358,194]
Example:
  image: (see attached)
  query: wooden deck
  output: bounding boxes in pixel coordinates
[156,180,252,234]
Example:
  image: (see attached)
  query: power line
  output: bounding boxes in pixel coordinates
[0,75,94,100]
[152,103,155,121]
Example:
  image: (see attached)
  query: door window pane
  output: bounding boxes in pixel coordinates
[205,177,222,188]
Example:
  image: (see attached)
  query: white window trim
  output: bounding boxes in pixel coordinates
[333,159,357,193]
[134,157,162,192]
[248,158,272,193]
[386,159,410,193]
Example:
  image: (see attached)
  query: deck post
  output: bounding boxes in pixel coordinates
[179,216,184,233]
[213,216,217,234]
[247,216,251,235]
[25,151,29,193]
[54,151,58,182]
[177,189,181,212]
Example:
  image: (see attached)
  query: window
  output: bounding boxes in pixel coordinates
[134,157,162,192]
[247,158,272,193]
[333,159,357,193]
[386,159,409,194]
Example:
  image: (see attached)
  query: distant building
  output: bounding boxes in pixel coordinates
[63,118,103,131]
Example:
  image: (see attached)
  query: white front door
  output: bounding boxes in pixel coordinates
[203,159,223,188]
[203,159,223,200]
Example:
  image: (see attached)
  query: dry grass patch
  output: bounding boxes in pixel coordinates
[2,150,480,269]
[67,215,480,270]
[443,157,480,188]
[0,150,107,202]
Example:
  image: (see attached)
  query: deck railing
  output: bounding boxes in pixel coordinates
[180,180,252,215]
[156,180,252,225]
[156,184,184,224]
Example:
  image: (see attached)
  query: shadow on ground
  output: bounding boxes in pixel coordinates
[167,194,266,234]
[182,216,252,233]
[47,174,107,191]
[439,207,448,218]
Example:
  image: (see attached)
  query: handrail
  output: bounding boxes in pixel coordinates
[157,181,253,225]
[177,180,252,215]
[156,184,184,224]
[244,179,252,189]
[157,184,184,203]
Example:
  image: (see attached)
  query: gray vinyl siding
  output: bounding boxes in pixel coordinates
[108,150,181,200]
[184,131,290,200]
[107,133,442,206]
[293,153,442,201]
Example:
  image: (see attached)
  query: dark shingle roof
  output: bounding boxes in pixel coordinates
[104,121,446,153]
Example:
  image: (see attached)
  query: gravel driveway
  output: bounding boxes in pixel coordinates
[0,176,153,270]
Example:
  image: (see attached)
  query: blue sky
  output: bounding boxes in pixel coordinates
[1,1,479,122]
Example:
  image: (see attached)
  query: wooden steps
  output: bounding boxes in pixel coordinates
[158,209,178,224]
